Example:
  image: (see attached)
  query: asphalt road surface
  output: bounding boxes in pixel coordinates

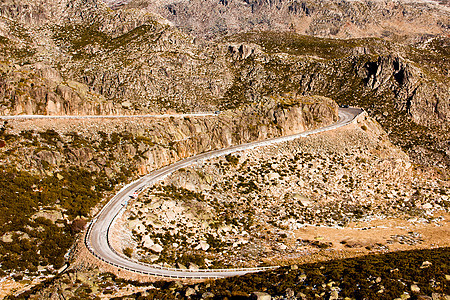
[86,107,363,279]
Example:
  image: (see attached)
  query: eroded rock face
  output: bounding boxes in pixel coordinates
[0,63,118,116]
[0,0,447,130]
[3,95,337,176]
[360,55,449,130]
[0,0,109,27]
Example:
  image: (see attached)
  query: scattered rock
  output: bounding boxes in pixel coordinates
[401,292,411,299]
[150,244,163,253]
[202,292,215,299]
[431,293,446,300]
[199,240,210,251]
[297,292,307,300]
[32,210,64,223]
[422,203,433,209]
[142,235,154,248]
[330,290,339,300]
[420,261,432,269]
[1,232,13,243]
[285,288,294,298]
[251,291,272,300]
[267,172,280,181]
[121,101,132,109]
[185,287,196,297]
[149,255,159,262]
[177,263,187,269]
[417,296,432,300]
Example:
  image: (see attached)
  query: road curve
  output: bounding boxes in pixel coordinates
[86,107,364,279]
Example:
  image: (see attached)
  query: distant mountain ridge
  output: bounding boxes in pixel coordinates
[117,0,450,40]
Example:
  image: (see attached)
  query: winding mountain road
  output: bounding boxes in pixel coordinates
[85,107,364,279]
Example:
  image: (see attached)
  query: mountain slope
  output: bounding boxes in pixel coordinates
[123,0,450,40]
[0,0,449,167]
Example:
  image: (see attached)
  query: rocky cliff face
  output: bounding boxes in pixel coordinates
[2,95,337,175]
[0,62,119,115]
[360,54,449,131]
[217,33,449,167]
[0,0,233,114]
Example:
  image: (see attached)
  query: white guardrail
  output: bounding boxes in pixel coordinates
[84,220,276,279]
[0,112,219,120]
[84,108,364,279]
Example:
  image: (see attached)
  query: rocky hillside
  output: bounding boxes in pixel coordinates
[8,114,450,298]
[1,0,448,168]
[123,0,450,41]
[113,113,448,271]
[0,96,336,294]
[1,95,337,175]
[0,0,225,114]
[0,0,448,297]
[221,33,450,167]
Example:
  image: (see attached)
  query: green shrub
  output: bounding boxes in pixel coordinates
[123,248,133,258]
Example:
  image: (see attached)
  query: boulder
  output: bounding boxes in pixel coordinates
[330,290,339,300]
[121,101,132,109]
[32,210,63,223]
[411,285,420,293]
[422,203,433,209]
[185,287,196,297]
[299,274,307,282]
[400,292,411,299]
[285,288,294,298]
[150,244,163,253]
[200,241,210,251]
[142,235,154,248]
[202,292,215,299]
[1,233,13,243]
[177,263,187,269]
[251,292,271,300]
[267,172,280,181]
